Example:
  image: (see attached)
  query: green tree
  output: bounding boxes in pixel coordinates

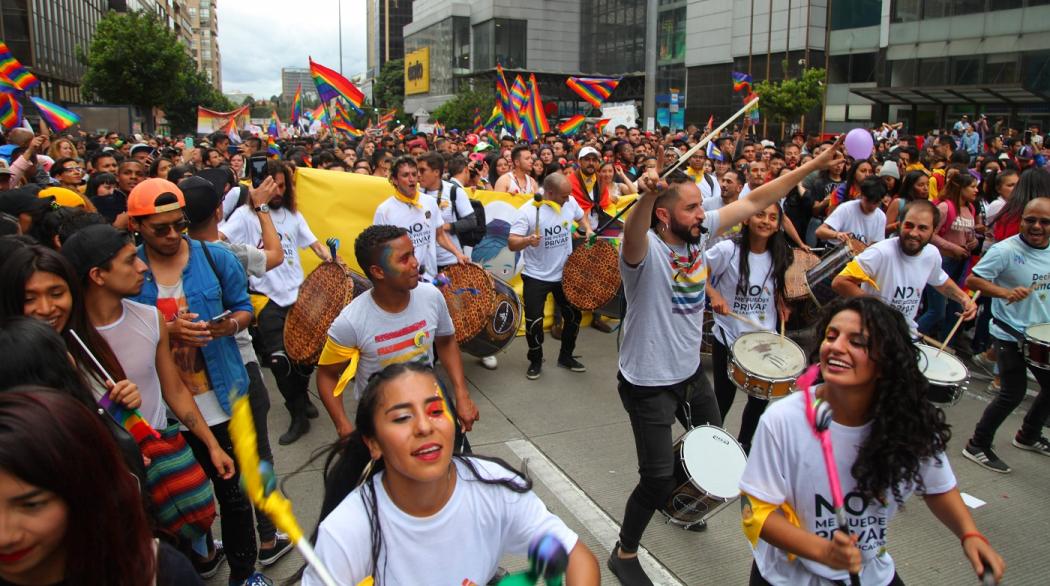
[753,66,826,136]
[432,87,494,131]
[373,58,405,112]
[80,11,196,131]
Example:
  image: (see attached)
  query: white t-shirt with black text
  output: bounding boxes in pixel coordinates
[823,200,886,244]
[423,180,474,267]
[220,206,318,307]
[374,194,444,278]
[704,240,777,346]
[509,198,584,282]
[852,238,948,333]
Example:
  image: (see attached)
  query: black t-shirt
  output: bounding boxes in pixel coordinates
[0,542,203,586]
[783,188,817,237]
[90,189,128,223]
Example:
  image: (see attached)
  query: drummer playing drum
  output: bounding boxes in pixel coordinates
[831,199,976,338]
[962,197,1050,474]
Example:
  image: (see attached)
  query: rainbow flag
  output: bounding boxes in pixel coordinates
[558,114,585,136]
[0,73,20,94]
[0,42,38,90]
[434,121,445,136]
[566,76,620,109]
[221,117,242,144]
[379,109,396,126]
[309,57,364,113]
[30,96,79,132]
[98,392,160,444]
[706,141,723,162]
[290,83,303,124]
[520,74,550,142]
[268,111,281,138]
[0,93,21,130]
[495,64,516,133]
[472,108,482,133]
[308,104,326,122]
[745,91,760,123]
[510,75,528,133]
[267,136,281,157]
[484,104,503,131]
[595,118,611,135]
[732,71,753,93]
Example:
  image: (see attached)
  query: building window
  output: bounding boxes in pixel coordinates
[918,58,948,86]
[657,7,685,63]
[828,52,877,84]
[984,53,1019,84]
[473,19,526,70]
[952,57,982,85]
[890,59,917,86]
[1022,50,1050,91]
[453,16,470,73]
[830,0,881,29]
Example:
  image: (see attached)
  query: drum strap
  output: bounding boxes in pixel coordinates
[991,316,1025,344]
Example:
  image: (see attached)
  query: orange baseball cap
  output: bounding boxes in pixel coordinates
[127,178,185,217]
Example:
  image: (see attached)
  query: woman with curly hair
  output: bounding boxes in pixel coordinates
[738,296,1004,586]
[304,362,599,586]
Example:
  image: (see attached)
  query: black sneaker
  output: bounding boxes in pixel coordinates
[304,400,319,419]
[557,356,586,373]
[258,532,293,567]
[278,415,310,446]
[607,542,654,586]
[194,541,226,579]
[963,441,1012,473]
[1012,433,1050,457]
[526,361,542,380]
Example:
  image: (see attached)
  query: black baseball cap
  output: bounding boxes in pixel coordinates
[61,224,133,280]
[179,176,222,225]
[0,185,48,217]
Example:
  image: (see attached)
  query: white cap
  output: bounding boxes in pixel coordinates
[578,146,600,160]
[760,139,775,148]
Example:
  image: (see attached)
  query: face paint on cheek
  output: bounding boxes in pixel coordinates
[434,383,455,425]
[378,244,409,279]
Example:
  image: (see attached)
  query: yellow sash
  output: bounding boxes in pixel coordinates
[249,294,270,320]
[318,338,361,397]
[838,259,880,291]
[740,491,802,560]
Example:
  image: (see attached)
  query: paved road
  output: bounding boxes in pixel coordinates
[210,327,1047,585]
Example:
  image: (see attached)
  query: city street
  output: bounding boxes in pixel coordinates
[209,327,1049,585]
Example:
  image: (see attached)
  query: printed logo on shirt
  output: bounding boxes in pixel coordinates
[891,285,922,318]
[375,319,433,367]
[812,491,888,555]
[669,250,708,315]
[543,223,571,250]
[733,283,772,321]
[406,221,434,253]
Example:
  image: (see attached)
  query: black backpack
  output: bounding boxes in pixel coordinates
[450,184,487,247]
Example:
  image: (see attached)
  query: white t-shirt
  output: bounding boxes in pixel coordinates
[218,241,267,365]
[326,285,454,399]
[823,200,886,244]
[704,240,777,346]
[95,299,169,430]
[740,391,956,586]
[619,212,720,386]
[220,206,318,307]
[423,180,474,268]
[509,198,584,282]
[305,458,579,586]
[852,238,948,333]
[374,194,444,278]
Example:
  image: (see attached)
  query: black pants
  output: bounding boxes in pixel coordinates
[245,361,276,543]
[712,337,769,452]
[184,422,256,582]
[522,274,581,364]
[257,301,313,416]
[616,366,721,552]
[971,339,1050,448]
[749,561,904,585]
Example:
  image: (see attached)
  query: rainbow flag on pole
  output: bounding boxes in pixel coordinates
[268,111,281,138]
[290,83,303,124]
[30,96,79,132]
[0,73,21,95]
[520,74,550,142]
[595,118,611,135]
[510,75,528,134]
[99,392,160,444]
[379,109,396,126]
[308,104,326,122]
[472,108,482,133]
[484,104,503,131]
[557,114,586,136]
[566,77,620,109]
[0,93,21,130]
[309,57,364,113]
[0,42,38,90]
[267,136,281,157]
[495,64,516,133]
[731,71,753,93]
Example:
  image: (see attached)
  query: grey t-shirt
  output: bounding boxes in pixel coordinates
[618,211,720,387]
[326,284,455,399]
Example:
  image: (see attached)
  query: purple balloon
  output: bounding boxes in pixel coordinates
[844,128,874,160]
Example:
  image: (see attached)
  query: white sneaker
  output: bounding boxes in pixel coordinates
[480,355,498,370]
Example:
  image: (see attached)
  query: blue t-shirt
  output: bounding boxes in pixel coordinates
[970,234,1050,342]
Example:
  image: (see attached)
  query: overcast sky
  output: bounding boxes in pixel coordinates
[218,0,367,99]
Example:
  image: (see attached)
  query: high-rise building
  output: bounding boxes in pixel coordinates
[0,0,113,103]
[281,67,318,104]
[366,0,413,77]
[185,0,221,90]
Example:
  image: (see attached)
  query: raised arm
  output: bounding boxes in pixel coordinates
[621,169,662,266]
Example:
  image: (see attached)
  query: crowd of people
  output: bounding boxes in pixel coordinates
[0,108,1046,585]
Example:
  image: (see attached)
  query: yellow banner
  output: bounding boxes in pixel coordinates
[404,48,430,95]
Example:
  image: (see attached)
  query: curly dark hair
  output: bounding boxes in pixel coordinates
[354,224,409,282]
[810,296,951,506]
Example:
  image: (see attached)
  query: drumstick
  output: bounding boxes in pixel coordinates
[727,312,765,331]
[780,317,786,340]
[533,194,543,237]
[662,98,760,178]
[938,291,981,357]
[920,333,954,353]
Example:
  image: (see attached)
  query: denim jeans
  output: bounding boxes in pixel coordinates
[522,274,581,364]
[184,422,257,583]
[917,255,969,341]
[616,366,721,552]
[971,339,1050,448]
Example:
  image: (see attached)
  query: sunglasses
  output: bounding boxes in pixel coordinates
[145,217,189,237]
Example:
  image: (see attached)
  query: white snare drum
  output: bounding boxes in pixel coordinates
[1023,323,1050,370]
[661,425,748,530]
[916,343,969,406]
[728,332,808,399]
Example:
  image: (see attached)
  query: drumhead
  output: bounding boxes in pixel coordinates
[731,332,807,379]
[681,425,747,500]
[1026,323,1050,344]
[916,343,968,384]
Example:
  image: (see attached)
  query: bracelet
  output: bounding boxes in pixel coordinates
[960,531,988,547]
[232,320,240,336]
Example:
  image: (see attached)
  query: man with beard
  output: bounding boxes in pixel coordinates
[221,160,332,446]
[607,137,847,586]
[567,147,614,231]
[494,145,539,194]
[832,199,976,336]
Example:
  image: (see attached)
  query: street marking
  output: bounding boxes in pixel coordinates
[505,439,685,586]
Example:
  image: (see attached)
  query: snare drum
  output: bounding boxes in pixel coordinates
[916,343,969,406]
[661,425,747,530]
[728,332,807,399]
[804,239,867,307]
[1023,323,1050,370]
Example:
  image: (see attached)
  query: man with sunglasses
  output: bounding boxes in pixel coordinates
[51,157,85,192]
[126,178,264,585]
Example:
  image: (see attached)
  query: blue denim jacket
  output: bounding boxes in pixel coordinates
[132,237,252,415]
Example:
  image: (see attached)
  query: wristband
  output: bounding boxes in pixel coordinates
[961,531,988,547]
[232,320,240,336]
